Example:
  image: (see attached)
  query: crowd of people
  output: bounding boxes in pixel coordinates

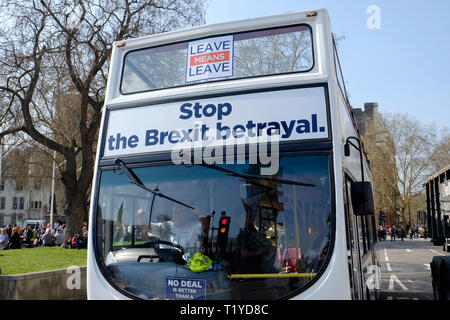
[0,222,88,250]
[378,224,428,242]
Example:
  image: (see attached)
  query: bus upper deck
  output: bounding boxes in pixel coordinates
[104,9,332,108]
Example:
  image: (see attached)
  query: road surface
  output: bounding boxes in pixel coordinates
[378,236,450,300]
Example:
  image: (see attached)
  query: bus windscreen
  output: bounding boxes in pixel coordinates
[95,154,332,300]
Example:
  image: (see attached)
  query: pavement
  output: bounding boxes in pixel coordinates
[377,236,450,300]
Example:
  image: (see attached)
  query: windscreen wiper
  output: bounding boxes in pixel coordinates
[201,163,315,187]
[114,158,195,210]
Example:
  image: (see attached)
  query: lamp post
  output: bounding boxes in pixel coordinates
[49,151,68,230]
[50,151,56,231]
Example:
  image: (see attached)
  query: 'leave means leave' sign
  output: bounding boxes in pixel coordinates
[186,35,233,83]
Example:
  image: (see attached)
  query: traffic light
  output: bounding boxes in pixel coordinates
[217,213,231,252]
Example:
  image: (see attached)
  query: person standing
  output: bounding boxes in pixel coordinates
[390,226,396,242]
[400,227,405,241]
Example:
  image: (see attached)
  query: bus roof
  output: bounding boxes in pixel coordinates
[113,9,329,51]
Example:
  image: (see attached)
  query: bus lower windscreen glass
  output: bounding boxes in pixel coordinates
[95,154,333,300]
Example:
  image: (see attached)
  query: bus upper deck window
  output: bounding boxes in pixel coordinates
[121,25,313,94]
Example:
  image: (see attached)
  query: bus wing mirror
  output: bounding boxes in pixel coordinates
[351,182,375,216]
[344,142,351,157]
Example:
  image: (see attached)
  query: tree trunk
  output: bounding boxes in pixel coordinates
[64,194,85,243]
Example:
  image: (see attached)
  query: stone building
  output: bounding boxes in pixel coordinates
[352,102,400,226]
[0,148,65,227]
[352,102,380,136]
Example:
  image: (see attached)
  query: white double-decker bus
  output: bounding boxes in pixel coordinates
[87,9,380,300]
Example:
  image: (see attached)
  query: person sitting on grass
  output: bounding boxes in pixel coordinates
[82,226,88,247]
[42,228,55,247]
[0,228,9,250]
[54,227,65,246]
[5,225,12,238]
[38,223,46,237]
[21,225,34,248]
[75,231,86,249]
[70,232,83,249]
[8,227,22,249]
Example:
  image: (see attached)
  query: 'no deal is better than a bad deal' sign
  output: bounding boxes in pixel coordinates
[186,35,234,82]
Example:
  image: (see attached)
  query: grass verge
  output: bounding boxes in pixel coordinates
[0,247,87,275]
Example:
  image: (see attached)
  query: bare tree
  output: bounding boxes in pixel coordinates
[0,0,205,240]
[234,28,312,77]
[382,113,446,224]
[430,128,450,172]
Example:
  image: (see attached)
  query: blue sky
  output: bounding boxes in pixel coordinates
[205,0,450,130]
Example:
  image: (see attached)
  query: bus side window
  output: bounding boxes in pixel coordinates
[359,216,367,255]
[372,215,378,243]
[364,215,371,251]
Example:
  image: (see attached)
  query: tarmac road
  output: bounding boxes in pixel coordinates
[377,236,450,300]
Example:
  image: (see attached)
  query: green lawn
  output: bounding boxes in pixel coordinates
[0,247,87,275]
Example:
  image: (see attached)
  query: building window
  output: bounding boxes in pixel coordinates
[0,180,4,191]
[357,122,366,135]
[15,181,24,191]
[0,197,5,210]
[32,201,42,209]
[19,197,24,210]
[34,180,41,190]
[0,215,3,226]
[13,197,18,210]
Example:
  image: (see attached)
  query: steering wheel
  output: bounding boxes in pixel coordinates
[140,238,185,264]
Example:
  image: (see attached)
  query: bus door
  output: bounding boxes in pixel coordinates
[344,176,364,300]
